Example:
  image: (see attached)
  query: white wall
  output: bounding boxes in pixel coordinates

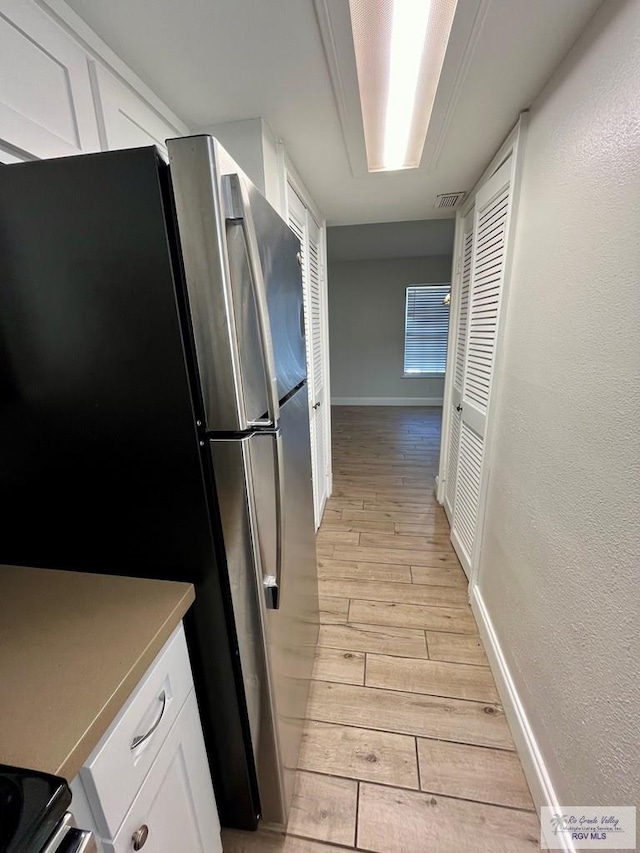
[477,0,640,808]
[200,118,265,187]
[328,256,452,404]
[199,117,284,216]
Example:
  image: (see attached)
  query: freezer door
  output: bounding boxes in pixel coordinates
[247,383,319,825]
[251,184,307,399]
[217,144,307,400]
[168,135,306,431]
[169,135,270,431]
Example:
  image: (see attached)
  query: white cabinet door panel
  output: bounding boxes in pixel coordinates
[0,0,99,158]
[92,63,183,156]
[107,691,222,853]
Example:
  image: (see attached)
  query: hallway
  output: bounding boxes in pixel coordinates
[224,406,539,852]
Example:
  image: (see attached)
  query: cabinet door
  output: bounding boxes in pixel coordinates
[0,0,100,158]
[107,692,222,853]
[91,64,183,157]
[80,627,195,839]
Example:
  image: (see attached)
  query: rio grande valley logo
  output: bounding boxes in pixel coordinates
[540,806,636,849]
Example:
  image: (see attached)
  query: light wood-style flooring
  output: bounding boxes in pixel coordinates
[223,407,538,852]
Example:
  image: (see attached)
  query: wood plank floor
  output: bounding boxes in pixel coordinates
[223,407,537,853]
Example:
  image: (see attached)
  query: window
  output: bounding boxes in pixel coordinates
[403,284,450,375]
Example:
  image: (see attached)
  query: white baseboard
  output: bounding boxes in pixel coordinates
[331,397,444,406]
[470,585,574,852]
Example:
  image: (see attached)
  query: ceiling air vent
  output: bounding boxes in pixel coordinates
[435,191,466,210]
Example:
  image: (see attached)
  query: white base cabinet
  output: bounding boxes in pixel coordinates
[107,693,220,853]
[72,625,222,853]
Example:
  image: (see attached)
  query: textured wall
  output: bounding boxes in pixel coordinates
[328,256,453,401]
[478,0,640,805]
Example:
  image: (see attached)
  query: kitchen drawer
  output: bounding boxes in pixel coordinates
[104,691,222,853]
[80,624,194,838]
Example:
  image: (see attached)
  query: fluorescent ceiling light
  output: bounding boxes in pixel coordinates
[349,0,458,172]
[384,1,432,170]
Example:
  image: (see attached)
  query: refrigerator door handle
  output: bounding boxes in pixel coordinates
[223,173,280,428]
[264,429,285,610]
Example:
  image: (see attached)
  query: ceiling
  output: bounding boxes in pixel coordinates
[328,219,456,261]
[60,0,602,225]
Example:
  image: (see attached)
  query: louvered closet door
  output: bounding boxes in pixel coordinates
[287,186,327,528]
[287,190,311,394]
[451,157,512,576]
[307,214,328,525]
[444,207,474,524]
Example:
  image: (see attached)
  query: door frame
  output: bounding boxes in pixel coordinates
[437,112,529,590]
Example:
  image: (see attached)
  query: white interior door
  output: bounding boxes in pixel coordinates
[287,186,327,528]
[444,207,474,524]
[450,158,512,576]
[307,213,328,525]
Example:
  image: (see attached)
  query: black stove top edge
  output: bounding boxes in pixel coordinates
[0,765,71,853]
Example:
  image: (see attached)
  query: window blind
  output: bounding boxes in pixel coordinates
[403,284,450,374]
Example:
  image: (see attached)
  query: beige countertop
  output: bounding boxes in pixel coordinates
[0,565,195,781]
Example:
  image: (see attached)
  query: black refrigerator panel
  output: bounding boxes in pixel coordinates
[0,148,207,574]
[0,148,260,830]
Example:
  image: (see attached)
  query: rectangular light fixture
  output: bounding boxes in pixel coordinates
[349,0,458,172]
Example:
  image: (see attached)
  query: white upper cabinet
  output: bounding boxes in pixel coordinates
[0,0,188,162]
[0,0,100,158]
[90,63,184,156]
[0,144,27,164]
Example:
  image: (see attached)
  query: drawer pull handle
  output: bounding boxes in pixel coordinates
[131,691,166,750]
[132,824,149,850]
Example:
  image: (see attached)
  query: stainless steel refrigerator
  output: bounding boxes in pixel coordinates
[0,135,319,830]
